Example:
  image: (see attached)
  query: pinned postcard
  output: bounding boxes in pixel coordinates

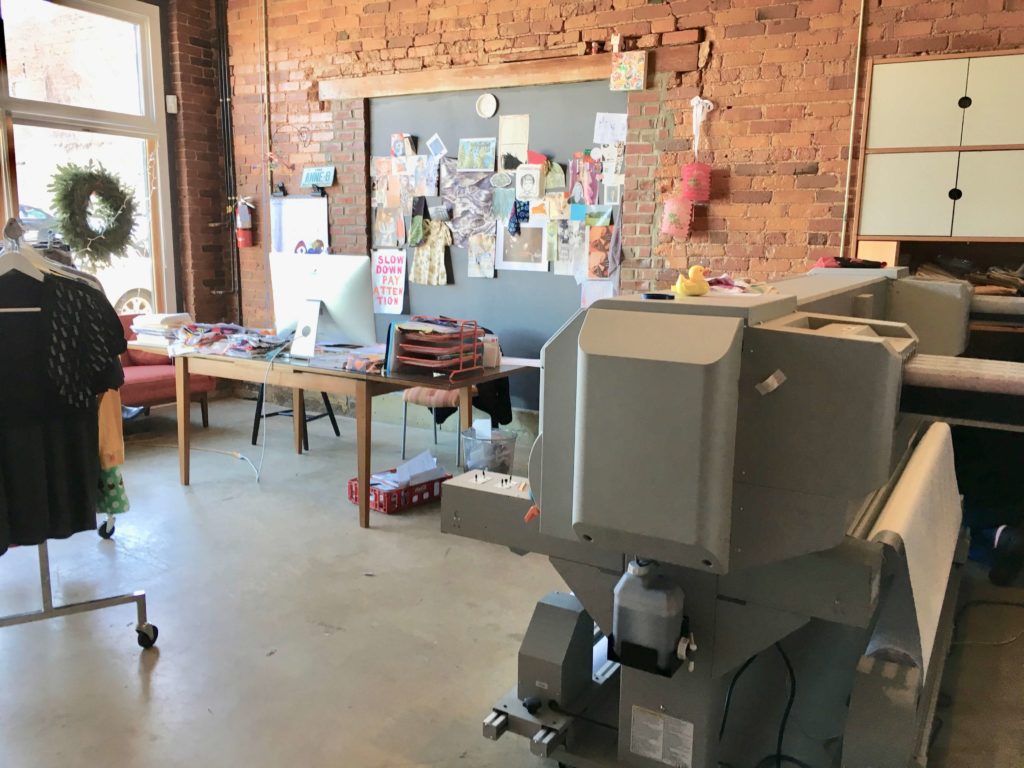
[553,221,575,276]
[390,133,415,156]
[610,51,648,91]
[588,226,614,279]
[426,133,448,157]
[603,183,623,206]
[457,138,497,172]
[515,164,545,200]
[373,208,403,248]
[468,232,496,278]
[585,205,614,227]
[498,115,529,171]
[545,193,570,220]
[569,204,587,222]
[593,112,628,144]
[372,249,407,314]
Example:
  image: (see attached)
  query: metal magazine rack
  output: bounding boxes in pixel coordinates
[389,315,485,383]
[0,540,159,648]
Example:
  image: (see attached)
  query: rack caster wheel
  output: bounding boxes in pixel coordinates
[136,623,159,649]
[98,520,115,539]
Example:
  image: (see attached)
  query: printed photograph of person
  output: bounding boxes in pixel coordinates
[515,164,544,201]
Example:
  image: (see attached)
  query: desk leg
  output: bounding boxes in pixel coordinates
[175,357,191,486]
[458,386,473,467]
[355,380,371,529]
[293,388,305,455]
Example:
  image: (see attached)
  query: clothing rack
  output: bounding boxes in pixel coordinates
[0,540,158,648]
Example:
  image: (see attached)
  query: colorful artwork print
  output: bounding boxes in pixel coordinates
[610,51,647,91]
[457,138,497,172]
[440,157,496,247]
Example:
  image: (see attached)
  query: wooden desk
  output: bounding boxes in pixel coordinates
[165,349,529,528]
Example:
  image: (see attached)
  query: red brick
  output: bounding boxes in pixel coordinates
[662,28,701,45]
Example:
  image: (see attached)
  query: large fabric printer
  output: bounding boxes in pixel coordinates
[442,269,1024,768]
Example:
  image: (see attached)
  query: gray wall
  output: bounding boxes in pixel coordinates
[369,81,627,409]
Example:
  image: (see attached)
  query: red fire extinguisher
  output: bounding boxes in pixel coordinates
[235,198,254,249]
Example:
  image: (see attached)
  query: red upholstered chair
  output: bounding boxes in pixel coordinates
[118,314,216,427]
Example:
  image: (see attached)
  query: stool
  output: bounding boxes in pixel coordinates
[252,385,340,451]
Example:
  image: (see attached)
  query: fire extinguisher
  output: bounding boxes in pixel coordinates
[235,197,254,249]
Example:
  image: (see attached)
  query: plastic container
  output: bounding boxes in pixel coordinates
[612,560,686,671]
[461,429,517,473]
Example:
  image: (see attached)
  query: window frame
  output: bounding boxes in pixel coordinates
[0,0,175,311]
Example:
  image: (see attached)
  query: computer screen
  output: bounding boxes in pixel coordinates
[269,252,377,346]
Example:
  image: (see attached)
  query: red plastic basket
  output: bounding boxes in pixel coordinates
[347,470,453,514]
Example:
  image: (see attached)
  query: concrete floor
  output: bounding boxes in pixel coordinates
[0,397,1021,767]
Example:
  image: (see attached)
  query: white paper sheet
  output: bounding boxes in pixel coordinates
[498,114,529,170]
[868,423,961,678]
[270,196,329,254]
[593,112,628,144]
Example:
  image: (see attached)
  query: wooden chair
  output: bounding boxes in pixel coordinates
[251,385,340,451]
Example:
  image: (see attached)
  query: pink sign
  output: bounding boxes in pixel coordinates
[371,249,407,315]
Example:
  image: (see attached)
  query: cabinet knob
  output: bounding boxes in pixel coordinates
[958,96,972,109]
[948,188,963,200]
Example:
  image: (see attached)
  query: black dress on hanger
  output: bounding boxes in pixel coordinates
[0,271,126,556]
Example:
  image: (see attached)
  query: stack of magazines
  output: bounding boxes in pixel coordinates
[130,313,192,348]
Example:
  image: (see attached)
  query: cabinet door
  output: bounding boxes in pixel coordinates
[952,150,1024,237]
[960,54,1024,146]
[867,59,968,149]
[858,152,958,236]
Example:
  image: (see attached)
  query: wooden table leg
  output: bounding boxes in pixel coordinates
[293,388,305,455]
[355,380,372,529]
[459,386,473,432]
[175,356,191,485]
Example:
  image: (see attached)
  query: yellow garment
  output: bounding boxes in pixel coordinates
[98,389,125,469]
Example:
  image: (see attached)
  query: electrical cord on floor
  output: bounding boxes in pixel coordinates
[773,643,797,768]
[719,653,760,740]
[952,598,1024,647]
[254,345,287,482]
[129,441,260,478]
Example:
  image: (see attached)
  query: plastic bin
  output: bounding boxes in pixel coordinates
[461,429,518,473]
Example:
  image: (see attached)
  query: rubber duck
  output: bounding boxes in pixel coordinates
[672,265,710,297]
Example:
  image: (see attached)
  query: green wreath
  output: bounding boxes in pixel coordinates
[48,162,137,268]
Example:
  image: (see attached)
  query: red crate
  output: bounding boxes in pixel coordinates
[347,470,452,514]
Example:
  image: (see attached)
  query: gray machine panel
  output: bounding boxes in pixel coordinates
[572,309,743,572]
[887,277,972,356]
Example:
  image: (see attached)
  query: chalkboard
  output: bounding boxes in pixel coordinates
[369,81,627,409]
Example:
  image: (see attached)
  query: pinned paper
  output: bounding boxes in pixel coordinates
[498,115,529,171]
[545,193,569,220]
[390,133,414,156]
[468,232,496,278]
[371,249,406,314]
[527,150,547,166]
[426,133,447,157]
[588,225,613,279]
[584,205,614,227]
[515,164,545,200]
[569,204,587,222]
[593,112,628,144]
[491,187,516,220]
[457,138,497,172]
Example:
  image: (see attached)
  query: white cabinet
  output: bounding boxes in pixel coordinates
[960,55,1024,146]
[952,151,1024,237]
[866,59,968,149]
[860,52,1024,242]
[859,152,958,237]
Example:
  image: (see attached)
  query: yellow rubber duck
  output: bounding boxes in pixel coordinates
[671,265,710,297]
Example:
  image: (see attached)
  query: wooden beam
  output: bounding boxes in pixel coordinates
[318,45,699,101]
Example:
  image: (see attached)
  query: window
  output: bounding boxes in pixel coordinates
[0,0,174,313]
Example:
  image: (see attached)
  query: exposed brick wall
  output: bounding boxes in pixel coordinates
[167,0,234,322]
[225,0,1024,312]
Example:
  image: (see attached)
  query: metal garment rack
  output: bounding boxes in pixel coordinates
[0,540,159,648]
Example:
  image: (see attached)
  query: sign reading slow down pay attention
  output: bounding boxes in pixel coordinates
[372,249,407,314]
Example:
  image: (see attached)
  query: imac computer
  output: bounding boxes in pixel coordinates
[269,252,377,356]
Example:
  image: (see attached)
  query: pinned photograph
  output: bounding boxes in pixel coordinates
[515,164,545,201]
[373,208,403,248]
[545,192,569,220]
[468,232,496,278]
[588,225,614,279]
[426,133,448,157]
[610,50,648,92]
[390,133,415,157]
[603,185,622,206]
[496,215,549,272]
[457,138,497,172]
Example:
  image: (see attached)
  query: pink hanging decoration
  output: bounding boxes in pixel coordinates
[660,196,693,239]
[681,162,712,203]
